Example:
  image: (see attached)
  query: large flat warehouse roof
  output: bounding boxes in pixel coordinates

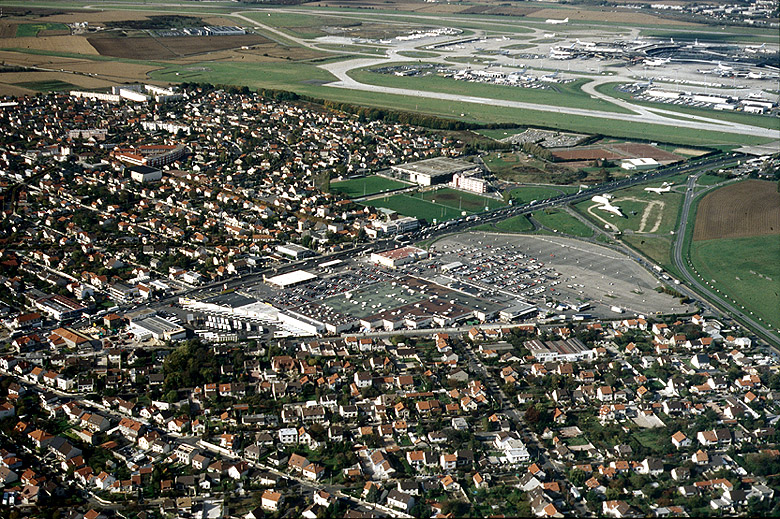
[265,270,318,288]
[391,157,476,178]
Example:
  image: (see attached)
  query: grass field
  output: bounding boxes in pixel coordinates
[420,187,506,212]
[365,193,465,222]
[473,214,535,233]
[508,185,579,203]
[397,50,438,58]
[476,128,528,140]
[366,187,504,221]
[15,79,77,92]
[532,209,593,237]
[691,235,780,331]
[348,69,632,114]
[622,234,674,268]
[330,175,410,197]
[575,185,683,235]
[15,22,69,37]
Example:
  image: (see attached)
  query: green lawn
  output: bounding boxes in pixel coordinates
[493,214,535,233]
[696,173,728,186]
[532,209,593,238]
[15,22,69,37]
[16,79,78,92]
[331,175,410,197]
[622,234,674,268]
[420,187,506,212]
[632,428,669,455]
[366,187,504,222]
[476,128,528,140]
[348,69,632,114]
[575,185,683,236]
[509,185,579,203]
[691,235,780,331]
[398,51,439,58]
[365,193,466,222]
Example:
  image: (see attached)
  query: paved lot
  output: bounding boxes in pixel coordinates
[425,231,694,317]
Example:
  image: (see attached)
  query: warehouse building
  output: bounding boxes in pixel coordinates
[129,315,187,342]
[265,270,318,289]
[391,157,477,186]
[371,247,429,269]
[276,244,316,260]
[524,338,595,362]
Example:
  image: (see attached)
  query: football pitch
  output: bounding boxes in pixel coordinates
[366,187,506,222]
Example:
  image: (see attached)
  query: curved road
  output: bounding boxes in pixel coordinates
[672,174,780,348]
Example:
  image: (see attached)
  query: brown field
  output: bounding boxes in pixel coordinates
[0,24,17,38]
[531,8,696,25]
[693,180,780,241]
[551,143,681,163]
[610,143,681,162]
[0,35,99,55]
[551,148,623,161]
[0,70,115,88]
[174,44,328,64]
[88,34,272,60]
[0,50,160,84]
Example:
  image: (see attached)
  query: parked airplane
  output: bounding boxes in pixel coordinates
[591,194,624,217]
[644,57,671,67]
[644,182,674,194]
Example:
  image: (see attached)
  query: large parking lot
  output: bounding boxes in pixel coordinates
[420,232,693,317]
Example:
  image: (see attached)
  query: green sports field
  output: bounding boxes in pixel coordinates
[366,187,505,222]
[691,235,780,331]
[331,175,410,198]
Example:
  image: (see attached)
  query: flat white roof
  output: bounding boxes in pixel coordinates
[266,270,318,287]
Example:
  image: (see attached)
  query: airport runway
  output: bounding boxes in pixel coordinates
[320,57,780,139]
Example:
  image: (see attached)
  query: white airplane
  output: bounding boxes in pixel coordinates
[592,194,624,217]
[644,182,674,194]
[745,43,766,54]
[546,17,569,24]
[644,57,670,67]
[717,62,734,71]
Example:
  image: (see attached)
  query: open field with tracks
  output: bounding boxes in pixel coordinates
[691,235,780,331]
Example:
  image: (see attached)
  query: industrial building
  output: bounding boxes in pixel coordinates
[391,157,477,186]
[265,270,318,288]
[128,165,163,183]
[276,244,316,261]
[129,314,187,342]
[370,247,429,269]
[621,157,660,170]
[524,338,595,362]
[34,294,86,321]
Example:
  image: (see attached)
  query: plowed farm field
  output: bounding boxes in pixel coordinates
[693,180,780,241]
